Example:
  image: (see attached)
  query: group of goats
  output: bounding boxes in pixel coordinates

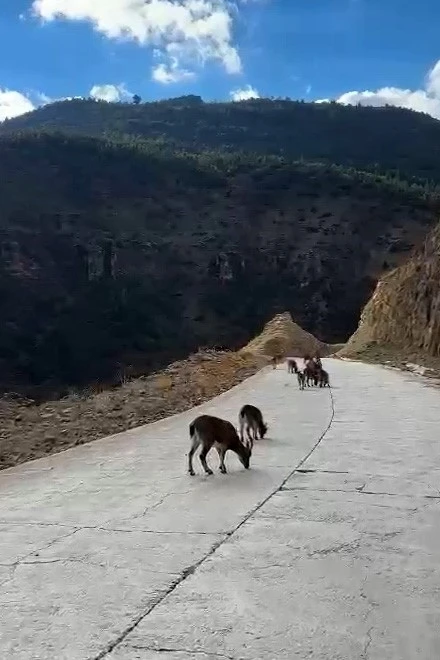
[188,355,330,477]
[282,355,330,390]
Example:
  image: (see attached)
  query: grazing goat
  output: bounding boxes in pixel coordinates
[318,368,330,387]
[297,370,306,390]
[188,414,251,475]
[239,404,268,448]
[287,358,298,374]
[304,362,319,387]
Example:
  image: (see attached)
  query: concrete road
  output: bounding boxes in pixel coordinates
[0,360,439,659]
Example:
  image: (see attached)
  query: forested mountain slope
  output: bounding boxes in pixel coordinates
[2,97,440,183]
[0,131,438,395]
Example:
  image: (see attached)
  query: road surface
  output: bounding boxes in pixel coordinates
[0,359,440,659]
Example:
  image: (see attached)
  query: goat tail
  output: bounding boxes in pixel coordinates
[189,421,196,438]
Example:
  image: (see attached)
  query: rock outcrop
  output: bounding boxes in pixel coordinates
[341,222,440,358]
[0,132,438,395]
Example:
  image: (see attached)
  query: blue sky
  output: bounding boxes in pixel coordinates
[0,0,440,120]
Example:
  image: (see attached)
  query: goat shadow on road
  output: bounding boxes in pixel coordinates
[284,384,336,391]
[185,465,271,481]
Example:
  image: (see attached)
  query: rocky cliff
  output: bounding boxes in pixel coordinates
[341,222,440,360]
[1,131,439,395]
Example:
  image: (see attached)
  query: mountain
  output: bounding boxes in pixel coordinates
[341,220,440,363]
[1,130,438,396]
[3,98,440,184]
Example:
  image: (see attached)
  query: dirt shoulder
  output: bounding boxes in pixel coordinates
[339,343,440,383]
[0,350,266,471]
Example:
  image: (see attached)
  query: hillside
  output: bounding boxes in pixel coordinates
[241,312,339,358]
[0,348,265,471]
[341,220,440,364]
[3,98,440,184]
[0,131,438,395]
[0,311,331,471]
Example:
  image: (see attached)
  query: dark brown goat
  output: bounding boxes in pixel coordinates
[318,368,330,387]
[287,358,298,374]
[304,362,319,386]
[297,370,306,390]
[188,414,251,475]
[239,404,268,448]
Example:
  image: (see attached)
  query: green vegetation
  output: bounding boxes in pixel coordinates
[1,124,439,396]
[3,97,440,184]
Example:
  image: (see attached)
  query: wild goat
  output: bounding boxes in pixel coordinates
[304,363,319,387]
[238,404,268,448]
[318,368,330,387]
[287,358,298,374]
[297,370,306,390]
[188,414,251,476]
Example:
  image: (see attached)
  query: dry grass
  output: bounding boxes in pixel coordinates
[0,349,265,471]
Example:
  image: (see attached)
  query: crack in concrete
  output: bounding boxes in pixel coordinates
[281,486,440,499]
[0,557,182,576]
[128,489,195,521]
[361,626,374,660]
[100,527,222,536]
[0,520,222,536]
[0,527,81,589]
[360,573,379,611]
[126,645,239,659]
[0,557,95,568]
[90,385,336,660]
[0,520,75,528]
[296,469,350,474]
[359,568,378,660]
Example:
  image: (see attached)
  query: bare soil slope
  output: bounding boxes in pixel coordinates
[0,350,264,471]
[0,312,333,471]
[341,222,440,369]
[241,312,342,359]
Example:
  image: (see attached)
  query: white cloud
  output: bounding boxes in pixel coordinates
[152,58,195,84]
[89,83,132,102]
[317,60,440,120]
[425,60,440,97]
[0,89,35,121]
[35,91,54,104]
[230,84,260,101]
[32,0,243,81]
[0,84,134,123]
